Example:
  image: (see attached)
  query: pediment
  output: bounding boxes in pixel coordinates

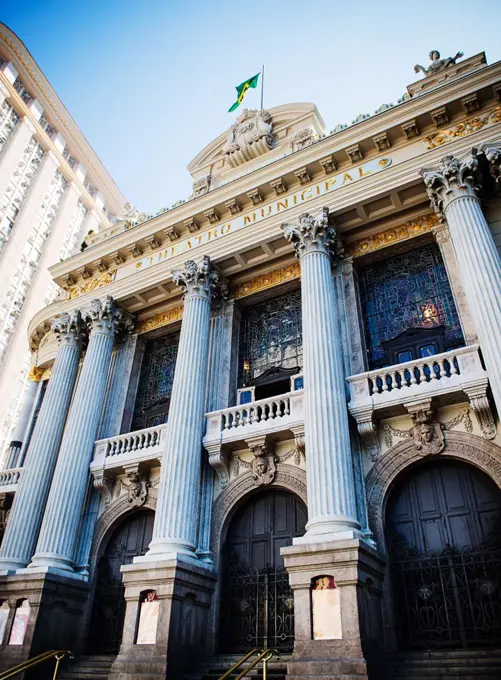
[187,102,325,186]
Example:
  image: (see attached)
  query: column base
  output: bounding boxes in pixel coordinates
[281,537,386,679]
[109,556,217,680]
[27,551,75,573]
[140,537,198,562]
[0,570,89,672]
[297,514,361,544]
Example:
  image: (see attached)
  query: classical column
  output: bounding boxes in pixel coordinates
[0,116,36,199]
[421,150,501,414]
[282,207,359,540]
[0,311,84,572]
[144,256,225,560]
[5,379,38,469]
[29,297,132,572]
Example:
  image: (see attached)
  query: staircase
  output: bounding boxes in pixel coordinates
[369,648,501,680]
[57,654,115,679]
[182,653,289,680]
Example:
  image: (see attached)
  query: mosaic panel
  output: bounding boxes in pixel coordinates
[132,332,180,430]
[238,290,302,387]
[359,243,464,368]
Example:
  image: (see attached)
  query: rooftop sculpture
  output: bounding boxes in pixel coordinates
[414,50,464,77]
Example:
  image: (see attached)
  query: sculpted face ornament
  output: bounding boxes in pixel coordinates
[126,471,149,508]
[414,50,464,77]
[412,409,445,456]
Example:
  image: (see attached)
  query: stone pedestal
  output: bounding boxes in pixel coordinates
[109,558,216,680]
[281,538,385,680]
[0,571,89,671]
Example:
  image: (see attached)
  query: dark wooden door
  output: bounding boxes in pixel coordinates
[89,510,154,653]
[220,489,307,652]
[386,460,501,649]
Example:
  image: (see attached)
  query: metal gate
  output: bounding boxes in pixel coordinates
[391,545,501,648]
[386,460,501,650]
[221,566,295,652]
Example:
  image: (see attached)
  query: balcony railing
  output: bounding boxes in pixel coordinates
[91,423,167,473]
[204,390,304,447]
[0,467,22,493]
[348,345,488,416]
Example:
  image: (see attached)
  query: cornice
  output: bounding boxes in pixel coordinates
[50,60,501,281]
[30,121,501,341]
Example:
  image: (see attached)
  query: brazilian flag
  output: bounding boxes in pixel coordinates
[228,72,260,113]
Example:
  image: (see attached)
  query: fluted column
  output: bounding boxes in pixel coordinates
[144,256,225,560]
[421,149,501,414]
[5,379,39,469]
[0,312,84,572]
[282,207,359,540]
[29,297,132,572]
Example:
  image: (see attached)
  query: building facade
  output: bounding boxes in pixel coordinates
[0,24,127,463]
[0,49,500,679]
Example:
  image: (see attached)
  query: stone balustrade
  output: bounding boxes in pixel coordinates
[91,423,167,474]
[204,390,304,448]
[348,345,487,416]
[0,467,22,493]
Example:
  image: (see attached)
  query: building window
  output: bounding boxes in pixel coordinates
[132,332,180,430]
[238,289,302,398]
[359,243,464,369]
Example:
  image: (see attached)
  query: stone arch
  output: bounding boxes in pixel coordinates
[89,486,157,576]
[210,465,307,563]
[366,430,501,552]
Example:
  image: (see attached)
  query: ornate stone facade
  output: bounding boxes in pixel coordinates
[3,45,501,680]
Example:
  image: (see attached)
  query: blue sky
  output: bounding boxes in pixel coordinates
[2,0,501,213]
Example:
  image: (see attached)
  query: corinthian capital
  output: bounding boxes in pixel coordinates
[172,255,227,301]
[84,296,135,338]
[51,310,85,348]
[420,152,482,216]
[281,206,343,260]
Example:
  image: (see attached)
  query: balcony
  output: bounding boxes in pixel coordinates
[90,423,167,477]
[204,390,304,450]
[347,345,497,457]
[0,467,21,494]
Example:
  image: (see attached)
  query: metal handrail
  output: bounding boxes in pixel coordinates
[217,648,280,680]
[0,649,71,679]
[216,648,261,680]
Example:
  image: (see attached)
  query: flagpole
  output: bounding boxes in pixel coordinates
[261,64,265,110]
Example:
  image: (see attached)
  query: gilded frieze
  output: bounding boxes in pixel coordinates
[135,305,184,334]
[424,106,501,150]
[232,262,301,299]
[67,271,116,300]
[345,213,439,258]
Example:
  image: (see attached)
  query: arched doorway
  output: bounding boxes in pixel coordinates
[88,509,154,653]
[219,488,307,653]
[386,459,501,649]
